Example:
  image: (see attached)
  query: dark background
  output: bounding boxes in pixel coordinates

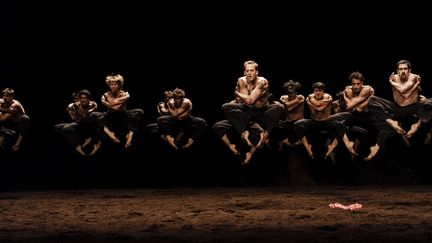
[2,2,432,189]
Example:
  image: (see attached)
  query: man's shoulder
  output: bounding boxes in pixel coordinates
[324,93,332,99]
[362,85,374,93]
[12,99,23,107]
[237,76,247,83]
[296,95,305,102]
[256,77,269,89]
[257,76,268,83]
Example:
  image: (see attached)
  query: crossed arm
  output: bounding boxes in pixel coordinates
[101,91,130,110]
[344,86,374,111]
[280,95,305,111]
[235,78,268,105]
[389,73,420,95]
[168,99,192,120]
[307,94,333,111]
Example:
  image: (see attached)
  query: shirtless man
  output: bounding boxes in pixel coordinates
[157,88,206,150]
[222,60,283,163]
[55,89,103,156]
[157,90,172,116]
[147,90,172,137]
[213,118,264,157]
[340,72,378,161]
[273,80,304,150]
[294,82,357,160]
[101,74,144,148]
[214,98,265,165]
[0,88,30,152]
[367,60,432,160]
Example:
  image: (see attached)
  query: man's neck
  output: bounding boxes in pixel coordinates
[110,90,120,97]
[247,77,257,84]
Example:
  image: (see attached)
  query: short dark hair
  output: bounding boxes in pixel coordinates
[349,71,364,82]
[78,89,91,98]
[396,60,411,69]
[312,82,325,90]
[283,80,301,93]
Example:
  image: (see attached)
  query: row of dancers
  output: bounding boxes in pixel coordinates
[2,59,432,165]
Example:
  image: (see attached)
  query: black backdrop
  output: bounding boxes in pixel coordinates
[2,2,432,189]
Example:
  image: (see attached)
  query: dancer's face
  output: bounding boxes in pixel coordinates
[397,64,410,82]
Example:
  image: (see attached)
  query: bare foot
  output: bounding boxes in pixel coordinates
[11,135,22,152]
[350,140,360,162]
[182,138,194,149]
[386,119,406,136]
[424,132,432,144]
[89,141,101,156]
[282,138,294,147]
[166,136,178,150]
[82,137,92,148]
[346,141,359,156]
[108,132,120,143]
[11,143,20,152]
[364,144,380,161]
[304,143,313,159]
[241,131,253,148]
[342,135,358,156]
[125,131,133,148]
[279,138,302,151]
[325,139,338,159]
[256,131,269,149]
[104,127,120,143]
[76,146,87,156]
[406,120,421,139]
[242,147,256,165]
[228,144,240,155]
[348,141,358,155]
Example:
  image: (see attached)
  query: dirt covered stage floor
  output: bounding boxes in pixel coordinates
[1,186,432,242]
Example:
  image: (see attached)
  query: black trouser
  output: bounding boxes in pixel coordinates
[55,112,104,147]
[221,103,282,135]
[157,115,207,140]
[294,115,347,143]
[102,109,144,132]
[213,119,264,146]
[368,95,432,124]
[271,120,299,144]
